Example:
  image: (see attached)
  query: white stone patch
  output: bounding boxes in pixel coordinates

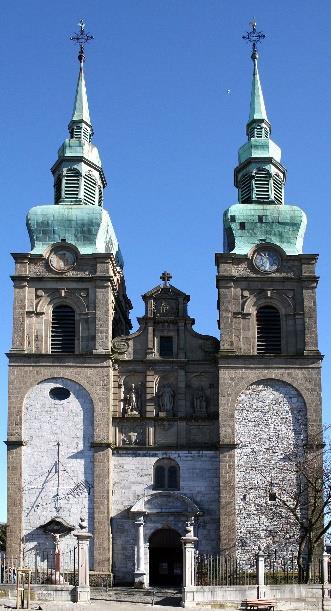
[22,378,94,564]
[235,379,307,564]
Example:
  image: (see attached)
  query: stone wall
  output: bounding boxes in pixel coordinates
[112,450,219,584]
[235,379,307,562]
[22,378,94,562]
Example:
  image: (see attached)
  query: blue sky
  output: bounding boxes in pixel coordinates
[0,0,330,521]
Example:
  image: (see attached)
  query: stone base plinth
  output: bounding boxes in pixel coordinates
[74,585,91,602]
[134,571,146,588]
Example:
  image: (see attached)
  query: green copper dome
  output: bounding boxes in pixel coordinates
[27,205,123,266]
[224,204,306,255]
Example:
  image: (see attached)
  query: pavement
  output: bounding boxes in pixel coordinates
[0,602,185,611]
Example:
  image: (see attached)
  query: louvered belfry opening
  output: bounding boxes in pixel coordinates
[254,170,270,200]
[256,306,281,354]
[51,305,76,353]
[240,174,251,203]
[64,169,80,200]
[83,172,97,205]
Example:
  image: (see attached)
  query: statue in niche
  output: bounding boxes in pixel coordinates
[158,384,175,416]
[193,386,207,417]
[124,383,140,417]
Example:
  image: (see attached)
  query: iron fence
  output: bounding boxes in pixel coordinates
[0,548,77,586]
[195,554,256,586]
[194,552,331,587]
[264,552,323,585]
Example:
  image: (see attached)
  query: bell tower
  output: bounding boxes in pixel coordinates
[216,23,322,557]
[6,22,131,569]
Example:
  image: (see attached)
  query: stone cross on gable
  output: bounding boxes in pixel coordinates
[160,271,172,287]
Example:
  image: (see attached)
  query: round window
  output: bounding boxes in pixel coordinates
[49,387,71,401]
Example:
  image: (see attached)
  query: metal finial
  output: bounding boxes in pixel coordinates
[242,19,265,60]
[70,19,94,64]
[160,271,172,287]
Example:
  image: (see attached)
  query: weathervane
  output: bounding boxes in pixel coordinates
[70,19,94,64]
[242,20,265,59]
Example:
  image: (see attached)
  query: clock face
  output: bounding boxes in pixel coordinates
[49,248,77,272]
[253,249,281,273]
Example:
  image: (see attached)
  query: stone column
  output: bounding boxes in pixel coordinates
[256,548,265,600]
[134,515,146,588]
[181,521,198,588]
[74,522,93,602]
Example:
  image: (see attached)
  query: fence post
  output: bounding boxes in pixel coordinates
[322,547,329,584]
[256,548,265,600]
[74,518,93,603]
[134,514,146,588]
[181,520,198,589]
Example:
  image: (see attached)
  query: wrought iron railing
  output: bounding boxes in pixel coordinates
[195,554,256,586]
[0,548,77,586]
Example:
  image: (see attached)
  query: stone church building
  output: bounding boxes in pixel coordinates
[6,26,322,587]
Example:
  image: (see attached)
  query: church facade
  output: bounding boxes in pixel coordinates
[6,26,322,587]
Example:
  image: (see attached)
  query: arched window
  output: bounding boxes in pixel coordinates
[83,172,97,205]
[256,305,281,354]
[51,305,76,353]
[153,459,179,490]
[254,169,271,201]
[64,169,80,200]
[54,174,62,203]
[240,174,252,203]
[273,173,283,205]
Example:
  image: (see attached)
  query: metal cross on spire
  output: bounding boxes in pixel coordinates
[242,20,266,60]
[160,271,172,287]
[70,19,94,64]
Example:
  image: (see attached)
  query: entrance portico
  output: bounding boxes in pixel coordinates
[130,491,201,587]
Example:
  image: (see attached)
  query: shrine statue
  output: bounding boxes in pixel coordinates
[125,383,140,416]
[193,386,207,416]
[158,384,174,415]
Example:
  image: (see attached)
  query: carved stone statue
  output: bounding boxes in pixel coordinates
[158,384,175,416]
[125,383,140,416]
[193,386,207,417]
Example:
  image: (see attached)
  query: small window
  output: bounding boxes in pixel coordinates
[51,305,75,354]
[239,222,245,230]
[160,336,173,358]
[230,215,236,222]
[258,215,264,224]
[269,491,277,502]
[49,387,71,401]
[155,466,166,489]
[154,459,179,490]
[256,306,281,354]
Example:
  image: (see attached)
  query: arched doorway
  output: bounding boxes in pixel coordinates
[149,528,182,587]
